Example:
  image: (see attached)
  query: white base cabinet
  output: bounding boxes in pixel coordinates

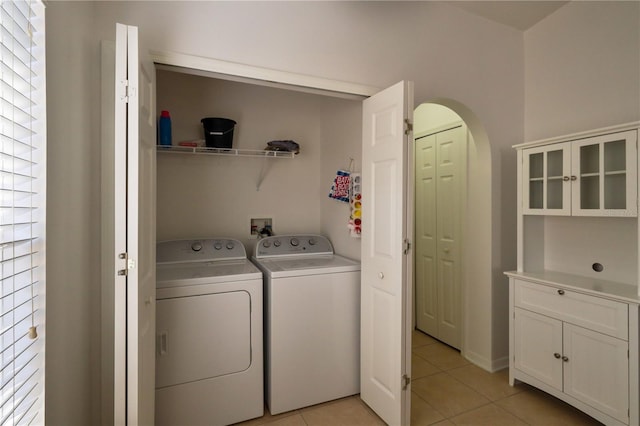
[514,308,564,391]
[507,276,638,426]
[563,322,629,422]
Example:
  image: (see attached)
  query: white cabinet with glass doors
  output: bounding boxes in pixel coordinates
[523,130,637,216]
[507,122,640,426]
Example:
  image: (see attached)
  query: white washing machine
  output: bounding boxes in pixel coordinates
[252,234,361,415]
[155,238,263,426]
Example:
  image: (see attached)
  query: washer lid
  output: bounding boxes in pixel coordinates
[156,259,262,289]
[253,254,360,278]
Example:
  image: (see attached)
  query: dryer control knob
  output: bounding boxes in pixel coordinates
[309,238,317,245]
[273,240,281,247]
[262,240,271,248]
[290,238,299,247]
[226,241,235,250]
[213,242,223,250]
[191,242,203,252]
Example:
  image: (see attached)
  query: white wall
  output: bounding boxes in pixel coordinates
[45,2,101,425]
[46,1,528,423]
[524,1,640,140]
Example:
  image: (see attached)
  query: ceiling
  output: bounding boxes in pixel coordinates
[450,1,570,31]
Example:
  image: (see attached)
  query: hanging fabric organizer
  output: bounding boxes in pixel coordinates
[348,173,362,238]
[328,158,362,238]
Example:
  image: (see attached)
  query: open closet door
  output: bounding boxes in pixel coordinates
[360,81,414,426]
[113,23,157,425]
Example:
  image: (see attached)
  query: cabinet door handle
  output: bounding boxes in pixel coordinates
[554,352,561,359]
[570,176,577,181]
[562,356,569,362]
[563,176,570,182]
[557,289,565,295]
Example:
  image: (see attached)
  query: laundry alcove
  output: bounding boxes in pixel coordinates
[152,54,372,259]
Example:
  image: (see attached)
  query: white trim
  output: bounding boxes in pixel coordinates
[462,349,494,373]
[113,24,128,426]
[515,121,640,149]
[149,50,379,99]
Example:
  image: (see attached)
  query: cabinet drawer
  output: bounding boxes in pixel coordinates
[514,280,628,340]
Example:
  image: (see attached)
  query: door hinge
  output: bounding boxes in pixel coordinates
[119,79,129,103]
[119,80,137,103]
[117,252,136,276]
[402,374,411,390]
[404,119,413,135]
[403,239,411,255]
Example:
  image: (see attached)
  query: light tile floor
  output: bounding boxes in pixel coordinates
[236,329,603,425]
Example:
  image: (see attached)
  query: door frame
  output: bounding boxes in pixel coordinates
[150,50,379,99]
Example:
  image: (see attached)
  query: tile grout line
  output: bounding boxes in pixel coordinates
[411,389,449,422]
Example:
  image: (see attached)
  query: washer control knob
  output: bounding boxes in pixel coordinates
[273,240,281,247]
[309,238,317,245]
[191,242,203,252]
[290,238,299,247]
[226,241,235,250]
[213,242,223,250]
[262,240,271,248]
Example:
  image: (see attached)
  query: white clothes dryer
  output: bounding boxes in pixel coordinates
[252,234,361,415]
[155,238,263,426]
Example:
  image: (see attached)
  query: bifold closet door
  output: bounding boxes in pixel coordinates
[415,134,438,337]
[415,126,463,349]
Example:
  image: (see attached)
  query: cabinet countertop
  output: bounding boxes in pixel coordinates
[505,270,639,304]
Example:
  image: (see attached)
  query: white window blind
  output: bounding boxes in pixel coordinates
[0,1,45,425]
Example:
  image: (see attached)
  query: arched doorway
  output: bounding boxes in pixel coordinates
[412,101,493,363]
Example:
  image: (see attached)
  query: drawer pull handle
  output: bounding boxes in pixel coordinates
[562,356,569,362]
[557,289,565,295]
[554,352,561,359]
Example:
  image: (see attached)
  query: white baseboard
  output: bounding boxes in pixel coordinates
[463,350,509,373]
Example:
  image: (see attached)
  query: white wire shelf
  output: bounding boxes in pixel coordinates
[156,145,296,158]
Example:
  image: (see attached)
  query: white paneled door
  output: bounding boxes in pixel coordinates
[114,23,157,426]
[414,126,464,349]
[361,81,414,426]
[414,133,437,336]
